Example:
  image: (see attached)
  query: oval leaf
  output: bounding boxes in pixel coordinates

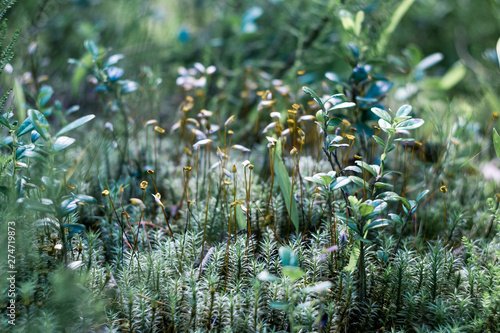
[56,114,95,137]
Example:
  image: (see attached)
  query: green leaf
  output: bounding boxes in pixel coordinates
[373,135,386,147]
[396,104,412,117]
[376,0,415,54]
[28,109,50,140]
[53,136,76,151]
[359,203,374,217]
[396,118,424,130]
[493,128,500,160]
[235,204,247,230]
[274,143,300,232]
[355,161,377,177]
[496,37,500,69]
[302,86,324,109]
[348,175,369,190]
[328,102,356,111]
[439,61,466,90]
[0,114,10,129]
[344,244,360,272]
[303,281,333,293]
[371,107,392,123]
[282,266,305,281]
[56,115,95,137]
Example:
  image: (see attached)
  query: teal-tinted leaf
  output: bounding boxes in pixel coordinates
[0,114,10,129]
[274,143,299,231]
[66,105,80,116]
[75,194,96,203]
[120,80,138,94]
[28,109,50,140]
[84,40,99,58]
[328,117,342,127]
[416,189,430,202]
[396,104,412,117]
[107,66,124,82]
[31,130,41,143]
[365,80,393,98]
[396,118,424,130]
[282,266,305,281]
[279,246,298,267]
[53,136,76,151]
[365,218,390,230]
[374,182,392,189]
[359,203,374,217]
[493,128,500,160]
[37,85,54,107]
[56,114,95,137]
[270,302,289,310]
[389,213,403,225]
[371,107,392,123]
[104,54,125,67]
[302,86,324,109]
[17,118,34,136]
[61,198,78,216]
[415,53,443,72]
[61,223,86,238]
[330,176,351,190]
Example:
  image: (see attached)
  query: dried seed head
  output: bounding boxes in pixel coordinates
[102,190,110,196]
[154,126,165,134]
[147,169,154,174]
[152,193,164,207]
[66,184,75,190]
[122,211,130,219]
[119,185,124,193]
[493,112,499,118]
[415,141,422,147]
[183,166,192,172]
[290,146,298,157]
[342,119,351,127]
[314,187,320,194]
[188,200,196,205]
[354,154,362,160]
[345,134,355,141]
[225,115,235,127]
[292,103,300,110]
[297,70,306,76]
[232,165,237,173]
[248,164,254,170]
[130,198,146,209]
[227,130,234,135]
[145,119,158,126]
[140,181,148,190]
[440,186,447,193]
